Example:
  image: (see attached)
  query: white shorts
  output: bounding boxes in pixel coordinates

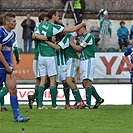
[66,58,80,79]
[80,58,96,82]
[38,55,57,77]
[32,59,40,78]
[56,65,67,83]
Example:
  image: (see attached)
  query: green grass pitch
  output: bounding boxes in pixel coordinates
[0,105,133,133]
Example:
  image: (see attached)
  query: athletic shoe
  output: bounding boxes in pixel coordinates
[1,108,8,112]
[14,116,30,122]
[28,95,34,109]
[93,98,104,109]
[71,101,85,109]
[65,103,71,109]
[37,106,48,110]
[52,105,64,109]
[83,104,91,109]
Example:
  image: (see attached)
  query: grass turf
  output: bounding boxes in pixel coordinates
[0,105,133,133]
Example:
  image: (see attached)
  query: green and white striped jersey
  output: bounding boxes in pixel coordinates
[33,22,40,60]
[99,17,112,35]
[56,49,67,66]
[58,33,79,60]
[80,32,95,60]
[38,21,65,56]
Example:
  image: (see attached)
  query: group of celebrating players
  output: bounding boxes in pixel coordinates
[27,9,104,110]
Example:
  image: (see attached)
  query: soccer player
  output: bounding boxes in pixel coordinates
[28,13,48,109]
[55,30,71,109]
[70,22,104,109]
[0,15,8,112]
[37,9,86,109]
[0,13,30,122]
[123,46,133,84]
[0,14,20,112]
[28,12,56,109]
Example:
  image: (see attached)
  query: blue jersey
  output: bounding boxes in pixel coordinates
[0,27,16,68]
[124,46,133,64]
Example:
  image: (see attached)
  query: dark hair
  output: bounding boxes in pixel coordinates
[38,13,47,22]
[120,20,125,25]
[3,13,16,24]
[47,9,57,19]
[0,15,4,26]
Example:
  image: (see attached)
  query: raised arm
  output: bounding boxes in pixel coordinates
[63,21,86,33]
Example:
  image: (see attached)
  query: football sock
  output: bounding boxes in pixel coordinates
[91,85,101,101]
[32,86,39,106]
[50,86,57,107]
[86,86,92,106]
[63,86,70,104]
[72,88,83,102]
[0,97,6,108]
[32,86,38,99]
[10,96,20,119]
[0,86,8,99]
[38,86,45,107]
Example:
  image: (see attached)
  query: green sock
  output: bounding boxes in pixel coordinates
[0,86,8,99]
[86,86,92,106]
[63,86,70,104]
[0,97,6,108]
[72,88,82,102]
[32,86,39,106]
[32,86,38,99]
[38,86,45,107]
[50,86,57,107]
[91,85,101,101]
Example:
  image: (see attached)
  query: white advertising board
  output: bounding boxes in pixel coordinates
[4,84,132,105]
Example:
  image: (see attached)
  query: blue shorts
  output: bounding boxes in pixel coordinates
[0,69,6,86]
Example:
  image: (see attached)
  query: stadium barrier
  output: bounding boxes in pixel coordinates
[4,84,131,105]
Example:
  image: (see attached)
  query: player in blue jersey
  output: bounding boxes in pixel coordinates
[0,14,20,112]
[124,46,133,84]
[0,14,8,112]
[0,13,30,122]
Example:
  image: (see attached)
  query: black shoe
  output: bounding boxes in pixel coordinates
[93,98,104,109]
[28,95,34,109]
[1,108,8,112]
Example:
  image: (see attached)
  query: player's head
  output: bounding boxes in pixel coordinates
[38,13,48,22]
[0,15,4,27]
[75,21,86,36]
[103,10,109,19]
[3,13,16,30]
[47,9,59,23]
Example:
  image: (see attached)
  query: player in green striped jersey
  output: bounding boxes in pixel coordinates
[55,31,71,109]
[28,13,56,109]
[70,22,104,109]
[58,32,88,109]
[97,9,112,52]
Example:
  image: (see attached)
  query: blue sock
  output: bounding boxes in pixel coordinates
[10,96,20,119]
